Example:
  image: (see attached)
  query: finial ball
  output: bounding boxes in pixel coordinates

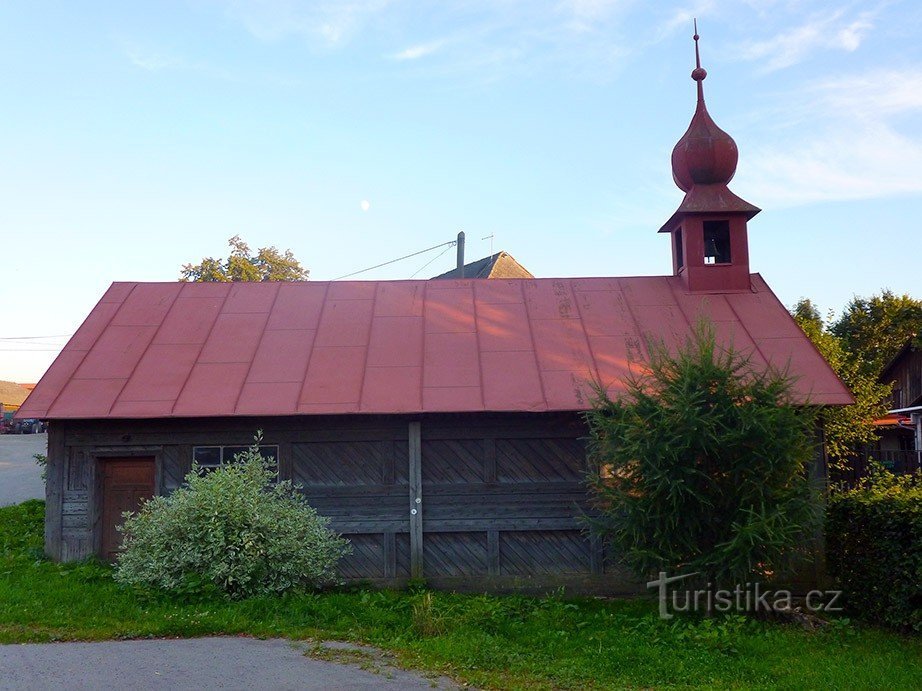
[691,67,707,81]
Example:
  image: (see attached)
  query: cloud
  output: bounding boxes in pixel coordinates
[739,69,922,207]
[124,45,181,72]
[657,0,715,38]
[737,9,875,72]
[391,40,446,61]
[221,0,394,46]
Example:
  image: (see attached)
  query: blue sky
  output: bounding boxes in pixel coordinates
[2,1,920,382]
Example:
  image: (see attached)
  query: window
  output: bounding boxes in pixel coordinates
[192,445,279,473]
[703,220,731,264]
[675,229,684,269]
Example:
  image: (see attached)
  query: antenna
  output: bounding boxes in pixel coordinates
[482,233,495,256]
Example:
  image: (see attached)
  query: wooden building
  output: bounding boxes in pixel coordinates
[17,39,851,591]
[872,337,922,473]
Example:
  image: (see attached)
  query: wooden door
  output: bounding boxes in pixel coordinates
[101,458,155,560]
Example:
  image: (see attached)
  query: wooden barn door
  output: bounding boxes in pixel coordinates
[417,420,594,583]
[100,458,155,560]
[290,418,594,585]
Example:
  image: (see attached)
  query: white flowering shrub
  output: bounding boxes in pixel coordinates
[114,438,350,599]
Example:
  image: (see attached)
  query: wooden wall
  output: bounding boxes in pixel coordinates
[885,346,922,409]
[43,411,828,593]
[45,412,640,593]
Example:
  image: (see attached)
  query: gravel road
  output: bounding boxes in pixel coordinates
[0,432,46,506]
[0,637,456,690]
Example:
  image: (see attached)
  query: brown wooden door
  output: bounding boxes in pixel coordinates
[101,458,155,560]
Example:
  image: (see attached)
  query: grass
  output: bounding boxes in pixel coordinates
[2,500,920,689]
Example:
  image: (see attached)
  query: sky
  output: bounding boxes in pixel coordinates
[1,0,920,383]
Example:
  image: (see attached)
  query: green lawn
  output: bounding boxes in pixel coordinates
[1,500,919,689]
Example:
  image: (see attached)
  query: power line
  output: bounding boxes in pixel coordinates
[0,334,71,340]
[332,239,457,281]
[410,245,455,278]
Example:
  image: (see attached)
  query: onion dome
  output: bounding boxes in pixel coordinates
[670,30,739,192]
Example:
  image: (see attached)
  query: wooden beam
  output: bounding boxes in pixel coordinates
[45,424,66,561]
[408,421,423,579]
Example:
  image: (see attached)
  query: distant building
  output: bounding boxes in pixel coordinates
[0,381,31,419]
[431,251,533,280]
[872,337,922,472]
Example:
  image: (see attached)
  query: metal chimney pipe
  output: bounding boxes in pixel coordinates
[456,231,465,278]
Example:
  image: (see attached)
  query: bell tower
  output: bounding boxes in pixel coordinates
[660,24,760,293]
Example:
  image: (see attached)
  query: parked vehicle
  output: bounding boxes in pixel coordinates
[17,419,42,434]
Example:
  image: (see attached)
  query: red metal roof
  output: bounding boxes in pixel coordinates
[18,274,852,419]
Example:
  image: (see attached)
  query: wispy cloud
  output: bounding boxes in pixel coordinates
[737,9,875,72]
[124,45,181,73]
[740,68,922,207]
[391,39,446,61]
[657,0,715,39]
[221,0,394,46]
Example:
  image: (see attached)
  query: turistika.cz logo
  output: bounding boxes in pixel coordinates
[646,571,844,619]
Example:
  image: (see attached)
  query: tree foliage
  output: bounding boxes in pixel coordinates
[180,235,308,282]
[830,291,922,378]
[791,299,891,469]
[585,320,819,589]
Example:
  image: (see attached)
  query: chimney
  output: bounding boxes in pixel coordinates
[456,231,466,278]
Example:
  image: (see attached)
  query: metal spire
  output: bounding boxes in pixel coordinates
[691,19,707,103]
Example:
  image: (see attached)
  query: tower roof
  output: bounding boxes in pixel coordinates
[660,24,759,232]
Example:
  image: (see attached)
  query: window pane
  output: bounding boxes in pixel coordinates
[193,446,221,467]
[222,446,250,464]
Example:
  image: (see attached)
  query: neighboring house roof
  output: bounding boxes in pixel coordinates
[431,252,533,280]
[17,275,852,420]
[0,380,30,408]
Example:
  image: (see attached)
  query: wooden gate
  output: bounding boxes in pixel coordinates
[292,416,596,586]
[100,458,155,560]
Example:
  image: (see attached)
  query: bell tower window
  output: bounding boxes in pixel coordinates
[703,220,731,264]
[675,229,684,269]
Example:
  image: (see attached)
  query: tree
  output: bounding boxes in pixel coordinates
[830,291,922,378]
[180,235,308,282]
[791,298,891,470]
[585,320,819,592]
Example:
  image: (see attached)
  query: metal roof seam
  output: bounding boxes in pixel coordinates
[721,285,773,372]
[520,279,549,410]
[43,283,136,418]
[470,282,487,411]
[615,281,650,367]
[419,279,430,403]
[747,273,853,404]
[664,278,695,332]
[569,281,604,392]
[294,282,332,411]
[169,284,234,416]
[103,285,184,417]
[231,282,283,415]
[357,282,382,412]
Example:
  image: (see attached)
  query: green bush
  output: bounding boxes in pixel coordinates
[827,468,921,632]
[114,438,350,599]
[585,319,819,591]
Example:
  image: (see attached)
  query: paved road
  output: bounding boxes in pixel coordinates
[0,637,455,690]
[0,433,47,506]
